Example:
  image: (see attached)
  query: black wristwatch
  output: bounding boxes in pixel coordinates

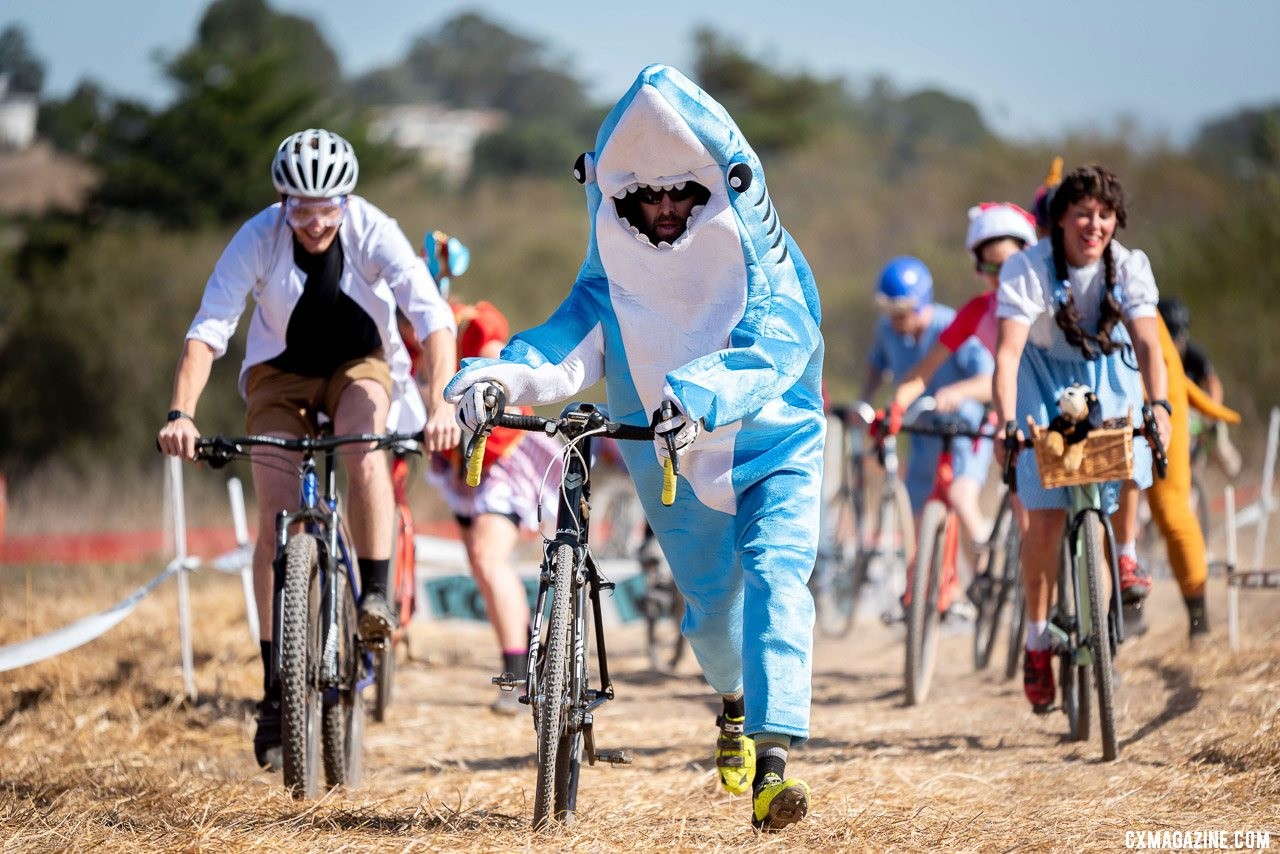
[1150,399,1172,416]
[167,409,194,423]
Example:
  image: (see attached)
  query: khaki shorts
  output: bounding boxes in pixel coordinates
[244,354,392,436]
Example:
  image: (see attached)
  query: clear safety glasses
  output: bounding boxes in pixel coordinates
[285,196,347,229]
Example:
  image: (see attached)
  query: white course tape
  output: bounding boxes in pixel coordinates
[0,559,185,673]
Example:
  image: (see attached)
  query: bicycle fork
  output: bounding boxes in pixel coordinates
[1048,506,1126,663]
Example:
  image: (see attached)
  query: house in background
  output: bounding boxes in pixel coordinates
[0,73,38,151]
[368,104,505,183]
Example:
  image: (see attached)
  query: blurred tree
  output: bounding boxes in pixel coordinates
[1192,103,1280,182]
[37,81,111,155]
[0,25,44,94]
[89,0,395,226]
[692,27,849,153]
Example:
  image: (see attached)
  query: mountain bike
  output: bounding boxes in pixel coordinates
[811,402,875,637]
[195,428,423,797]
[971,485,1024,680]
[466,396,675,830]
[1005,407,1167,761]
[857,406,916,628]
[637,524,687,672]
[896,398,994,706]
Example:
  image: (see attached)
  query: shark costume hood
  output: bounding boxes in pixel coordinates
[446,64,824,741]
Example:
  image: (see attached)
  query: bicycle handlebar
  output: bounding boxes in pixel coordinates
[1000,404,1170,489]
[463,399,673,502]
[192,430,425,469]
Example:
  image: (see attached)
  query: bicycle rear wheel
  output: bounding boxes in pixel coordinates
[974,497,1018,670]
[322,563,364,788]
[905,501,947,706]
[280,535,322,799]
[533,544,575,830]
[1057,536,1091,743]
[1083,518,1119,761]
[1003,581,1026,682]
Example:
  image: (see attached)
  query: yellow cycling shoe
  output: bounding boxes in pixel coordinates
[751,772,810,831]
[715,714,755,796]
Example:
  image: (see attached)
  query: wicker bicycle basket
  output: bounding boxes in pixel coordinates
[1028,413,1134,489]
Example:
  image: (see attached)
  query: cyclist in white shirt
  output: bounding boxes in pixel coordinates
[156,128,459,769]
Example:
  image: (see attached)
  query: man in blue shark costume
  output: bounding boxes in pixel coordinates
[446,65,823,830]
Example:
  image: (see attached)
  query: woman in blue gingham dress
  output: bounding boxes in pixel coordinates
[992,165,1172,711]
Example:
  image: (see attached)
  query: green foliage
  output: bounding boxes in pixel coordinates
[1192,103,1280,183]
[0,25,44,95]
[37,82,110,155]
[691,27,849,153]
[352,12,588,122]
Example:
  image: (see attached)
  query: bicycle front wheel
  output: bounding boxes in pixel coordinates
[533,544,575,830]
[322,562,364,788]
[905,501,947,706]
[1083,517,1119,761]
[281,535,322,799]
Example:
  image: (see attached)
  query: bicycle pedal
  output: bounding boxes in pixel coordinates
[491,671,520,691]
[595,748,633,765]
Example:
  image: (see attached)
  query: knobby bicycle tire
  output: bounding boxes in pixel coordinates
[1004,582,1026,682]
[905,501,947,706]
[533,544,575,830]
[974,497,1017,671]
[322,564,364,788]
[281,535,322,799]
[1084,518,1119,761]
[1056,539,1090,742]
[374,516,413,723]
[814,487,862,638]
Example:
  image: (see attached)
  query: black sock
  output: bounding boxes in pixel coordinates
[359,557,390,601]
[755,751,787,788]
[722,694,745,719]
[502,650,528,680]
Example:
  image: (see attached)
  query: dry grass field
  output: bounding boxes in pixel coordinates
[1,560,1277,852]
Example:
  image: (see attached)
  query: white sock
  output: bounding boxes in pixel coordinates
[1118,541,1137,561]
[1025,619,1050,651]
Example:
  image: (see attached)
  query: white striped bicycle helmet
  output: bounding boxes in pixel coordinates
[270,128,359,198]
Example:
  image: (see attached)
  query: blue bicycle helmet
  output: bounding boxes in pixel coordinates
[423,229,470,298]
[876,256,933,312]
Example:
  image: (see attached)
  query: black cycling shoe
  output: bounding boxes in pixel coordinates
[253,697,282,771]
[358,591,397,644]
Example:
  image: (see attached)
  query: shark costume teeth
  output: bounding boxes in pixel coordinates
[445,65,825,743]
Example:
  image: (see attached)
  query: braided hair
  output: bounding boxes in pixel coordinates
[1048,165,1128,359]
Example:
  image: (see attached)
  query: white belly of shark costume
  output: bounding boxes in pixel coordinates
[446,65,825,741]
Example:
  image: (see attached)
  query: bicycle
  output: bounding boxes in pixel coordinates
[894,398,994,706]
[636,524,687,672]
[467,395,676,830]
[970,484,1025,680]
[372,450,419,723]
[855,405,917,630]
[1004,406,1167,761]
[810,402,874,638]
[195,428,423,797]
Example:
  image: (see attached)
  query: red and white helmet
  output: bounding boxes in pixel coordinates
[965,202,1037,255]
[271,128,359,198]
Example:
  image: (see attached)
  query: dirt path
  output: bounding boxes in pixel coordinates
[1,566,1277,851]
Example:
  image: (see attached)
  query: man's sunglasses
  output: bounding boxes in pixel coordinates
[635,184,698,205]
[975,260,1002,276]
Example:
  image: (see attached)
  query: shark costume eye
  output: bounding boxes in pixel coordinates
[573,152,596,185]
[727,162,753,193]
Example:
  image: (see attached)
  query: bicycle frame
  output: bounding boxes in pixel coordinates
[523,410,620,769]
[1049,482,1127,662]
[270,445,372,698]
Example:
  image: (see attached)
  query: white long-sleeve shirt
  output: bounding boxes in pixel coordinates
[185,194,455,431]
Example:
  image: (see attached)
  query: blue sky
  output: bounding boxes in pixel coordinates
[5,1,1279,144]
